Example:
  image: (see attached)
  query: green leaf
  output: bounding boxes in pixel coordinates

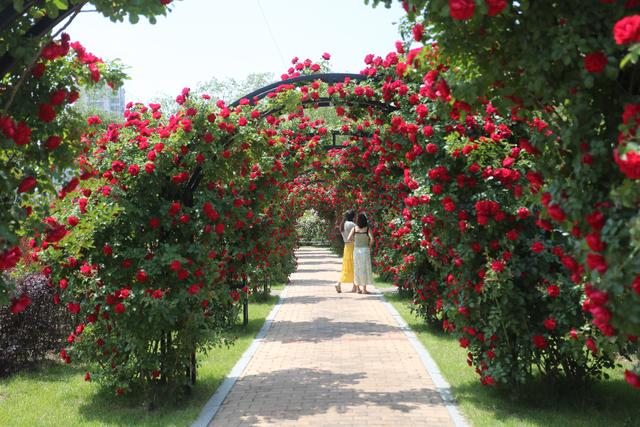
[13,0,24,12]
[52,0,69,10]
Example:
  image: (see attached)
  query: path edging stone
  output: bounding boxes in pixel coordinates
[191,286,289,427]
[379,294,470,427]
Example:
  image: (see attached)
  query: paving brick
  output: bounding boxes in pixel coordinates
[209,247,456,427]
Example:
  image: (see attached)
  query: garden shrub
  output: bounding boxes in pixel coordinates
[296,209,331,245]
[0,274,72,376]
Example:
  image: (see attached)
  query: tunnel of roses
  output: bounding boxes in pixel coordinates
[1,0,639,399]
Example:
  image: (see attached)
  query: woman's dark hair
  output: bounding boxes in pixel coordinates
[356,213,368,228]
[340,209,356,232]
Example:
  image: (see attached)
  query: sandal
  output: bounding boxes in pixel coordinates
[351,285,357,293]
[335,284,342,293]
[357,288,362,294]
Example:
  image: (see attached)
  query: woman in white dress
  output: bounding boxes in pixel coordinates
[347,212,374,294]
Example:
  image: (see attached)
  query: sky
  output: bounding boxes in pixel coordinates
[64,0,405,103]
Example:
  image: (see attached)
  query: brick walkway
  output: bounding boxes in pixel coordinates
[209,247,457,427]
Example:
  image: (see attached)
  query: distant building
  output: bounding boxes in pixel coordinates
[77,84,125,116]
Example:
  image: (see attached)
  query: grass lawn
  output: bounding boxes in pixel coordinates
[0,292,281,427]
[382,286,640,427]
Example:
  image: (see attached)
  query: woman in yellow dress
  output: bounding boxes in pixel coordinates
[336,210,356,293]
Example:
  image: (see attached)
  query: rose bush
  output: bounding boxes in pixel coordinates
[0,0,176,312]
[363,0,640,388]
[18,54,339,394]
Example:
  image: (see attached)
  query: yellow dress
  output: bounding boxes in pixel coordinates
[339,242,354,283]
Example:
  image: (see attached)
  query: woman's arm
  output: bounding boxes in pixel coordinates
[347,228,355,242]
[368,229,374,248]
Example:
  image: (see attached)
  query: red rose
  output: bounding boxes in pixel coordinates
[412,23,424,41]
[0,246,22,270]
[68,91,79,104]
[18,176,37,193]
[459,337,469,348]
[45,223,68,242]
[547,204,566,222]
[625,370,640,388]
[215,223,225,235]
[203,202,220,221]
[114,303,125,314]
[586,253,608,274]
[450,0,475,20]
[490,260,504,273]
[45,135,62,150]
[585,232,605,252]
[136,270,149,283]
[585,338,598,354]
[485,0,507,16]
[67,302,81,314]
[543,318,557,331]
[547,284,560,297]
[614,148,640,179]
[168,202,181,216]
[532,335,547,349]
[614,15,640,45]
[67,216,79,227]
[632,275,640,295]
[32,62,45,79]
[531,242,545,253]
[13,122,31,146]
[583,51,608,74]
[38,103,56,122]
[50,89,67,106]
[10,294,31,314]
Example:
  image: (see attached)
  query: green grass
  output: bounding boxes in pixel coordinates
[373,275,395,288]
[0,294,280,427]
[270,283,285,291]
[382,289,640,427]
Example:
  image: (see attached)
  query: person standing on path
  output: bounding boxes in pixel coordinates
[347,212,374,294]
[336,209,356,293]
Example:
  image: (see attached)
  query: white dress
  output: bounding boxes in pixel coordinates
[353,228,373,286]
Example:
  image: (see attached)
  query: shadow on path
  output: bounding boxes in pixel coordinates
[266,317,398,343]
[223,368,444,425]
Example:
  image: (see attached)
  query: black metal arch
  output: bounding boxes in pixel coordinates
[229,73,365,107]
[0,2,84,77]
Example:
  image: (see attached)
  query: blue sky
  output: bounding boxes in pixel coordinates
[66,0,405,103]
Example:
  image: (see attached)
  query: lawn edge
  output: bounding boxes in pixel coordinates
[378,292,471,427]
[191,286,289,427]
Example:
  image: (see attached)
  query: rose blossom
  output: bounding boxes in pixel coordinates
[584,51,608,73]
[614,15,640,45]
[450,0,475,20]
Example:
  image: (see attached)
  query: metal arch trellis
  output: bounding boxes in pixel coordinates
[179,73,391,211]
[226,72,395,151]
[229,73,364,107]
[0,1,86,77]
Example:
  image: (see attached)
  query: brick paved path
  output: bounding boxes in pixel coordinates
[209,247,457,427]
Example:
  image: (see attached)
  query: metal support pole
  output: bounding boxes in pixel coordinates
[243,296,249,327]
[190,351,196,385]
